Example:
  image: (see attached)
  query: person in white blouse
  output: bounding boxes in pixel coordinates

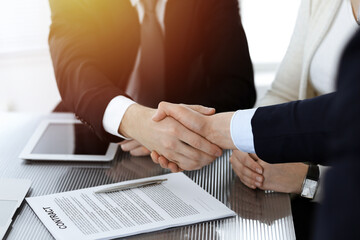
[230,0,359,200]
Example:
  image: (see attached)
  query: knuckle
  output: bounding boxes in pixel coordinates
[189,151,201,161]
[250,163,258,171]
[163,140,175,149]
[205,154,216,163]
[158,101,166,109]
[190,139,202,150]
[167,126,178,136]
[250,172,258,180]
[165,151,175,161]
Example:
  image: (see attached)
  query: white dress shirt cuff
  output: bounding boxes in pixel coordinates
[102,96,136,139]
[230,108,257,153]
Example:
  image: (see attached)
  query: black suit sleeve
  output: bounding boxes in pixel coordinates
[202,0,256,111]
[314,30,360,240]
[252,92,337,165]
[48,0,139,142]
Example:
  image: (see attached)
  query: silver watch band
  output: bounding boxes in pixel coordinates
[300,164,319,199]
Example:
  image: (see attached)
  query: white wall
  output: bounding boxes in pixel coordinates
[0,0,60,112]
[0,0,300,112]
[241,0,301,102]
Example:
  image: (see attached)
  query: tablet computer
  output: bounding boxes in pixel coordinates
[20,119,118,161]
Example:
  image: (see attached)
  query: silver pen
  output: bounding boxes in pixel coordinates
[95,178,167,194]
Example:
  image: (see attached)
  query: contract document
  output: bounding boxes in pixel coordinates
[26,172,235,240]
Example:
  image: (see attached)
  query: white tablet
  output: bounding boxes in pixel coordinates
[20,119,118,161]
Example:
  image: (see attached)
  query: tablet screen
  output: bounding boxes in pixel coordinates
[31,123,109,155]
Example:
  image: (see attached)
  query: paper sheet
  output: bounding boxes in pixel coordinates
[26,173,235,240]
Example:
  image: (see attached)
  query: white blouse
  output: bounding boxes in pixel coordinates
[310,0,358,95]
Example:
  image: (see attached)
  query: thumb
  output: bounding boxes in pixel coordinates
[153,102,215,122]
[182,104,216,116]
[152,102,173,122]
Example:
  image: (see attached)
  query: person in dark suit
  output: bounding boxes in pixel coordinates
[49,0,255,168]
[151,30,360,239]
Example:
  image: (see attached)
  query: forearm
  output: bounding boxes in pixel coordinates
[119,104,153,140]
[207,112,237,149]
[252,93,337,164]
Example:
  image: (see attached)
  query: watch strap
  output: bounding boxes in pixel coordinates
[307,164,320,181]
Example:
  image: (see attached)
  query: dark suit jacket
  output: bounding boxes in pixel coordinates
[49,0,255,141]
[251,30,360,240]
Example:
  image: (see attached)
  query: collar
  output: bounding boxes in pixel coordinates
[130,0,168,7]
[130,0,138,7]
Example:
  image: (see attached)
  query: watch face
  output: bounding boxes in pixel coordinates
[301,179,318,199]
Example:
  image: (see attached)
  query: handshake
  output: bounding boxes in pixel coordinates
[119,101,236,172]
[119,101,307,194]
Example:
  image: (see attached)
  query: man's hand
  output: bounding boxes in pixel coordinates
[119,140,151,156]
[119,104,222,171]
[151,151,184,173]
[152,102,236,149]
[230,150,308,194]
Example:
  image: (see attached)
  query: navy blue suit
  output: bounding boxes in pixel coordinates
[251,30,360,240]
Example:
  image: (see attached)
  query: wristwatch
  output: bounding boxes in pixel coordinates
[300,164,320,199]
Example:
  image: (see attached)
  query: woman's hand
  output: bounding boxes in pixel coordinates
[230,150,264,189]
[230,150,309,194]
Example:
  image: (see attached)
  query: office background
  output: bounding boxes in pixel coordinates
[0,0,300,112]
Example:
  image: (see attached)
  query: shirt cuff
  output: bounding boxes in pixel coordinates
[230,108,257,153]
[102,96,136,139]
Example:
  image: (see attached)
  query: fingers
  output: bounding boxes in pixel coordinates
[230,151,264,189]
[232,161,263,189]
[152,102,215,122]
[158,156,170,169]
[157,139,210,171]
[151,151,160,164]
[173,143,216,170]
[152,103,207,136]
[150,151,170,169]
[120,139,150,156]
[233,151,263,174]
[130,147,151,156]
[149,110,219,171]
[120,139,141,151]
[178,126,222,158]
[157,154,184,172]
[179,104,215,116]
[151,151,183,173]
[167,162,184,173]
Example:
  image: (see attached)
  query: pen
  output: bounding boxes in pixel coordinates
[94,178,167,194]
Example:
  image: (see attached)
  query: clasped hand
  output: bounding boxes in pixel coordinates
[149,102,236,171]
[118,103,225,172]
[120,102,308,194]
